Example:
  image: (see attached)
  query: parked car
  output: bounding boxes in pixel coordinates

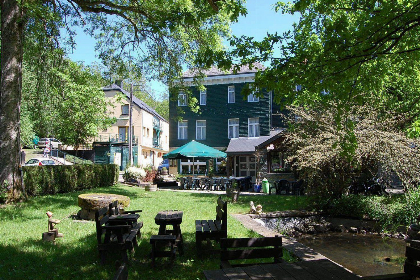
[38,138,62,149]
[25,158,56,166]
[158,159,169,173]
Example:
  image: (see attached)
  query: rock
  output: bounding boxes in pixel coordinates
[349,227,358,233]
[314,224,327,233]
[307,226,315,233]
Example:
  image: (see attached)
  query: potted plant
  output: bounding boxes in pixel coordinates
[143,168,158,191]
[161,166,168,175]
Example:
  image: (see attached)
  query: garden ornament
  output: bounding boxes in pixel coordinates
[42,211,63,243]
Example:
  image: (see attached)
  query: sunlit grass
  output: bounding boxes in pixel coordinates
[0,185,307,280]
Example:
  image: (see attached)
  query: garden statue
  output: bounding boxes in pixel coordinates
[256,204,263,215]
[42,211,63,243]
[249,201,257,214]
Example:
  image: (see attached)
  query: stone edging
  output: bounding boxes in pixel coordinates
[231,214,334,261]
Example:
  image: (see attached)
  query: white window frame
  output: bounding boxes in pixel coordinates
[196,120,206,140]
[248,117,260,137]
[200,89,207,105]
[178,121,188,139]
[247,92,259,102]
[178,92,187,106]
[228,86,235,103]
[228,118,239,139]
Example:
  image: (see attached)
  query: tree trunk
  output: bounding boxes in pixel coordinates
[0,0,24,197]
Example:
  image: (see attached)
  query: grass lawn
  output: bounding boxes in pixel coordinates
[0,184,307,280]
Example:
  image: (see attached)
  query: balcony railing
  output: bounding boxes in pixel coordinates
[95,134,139,145]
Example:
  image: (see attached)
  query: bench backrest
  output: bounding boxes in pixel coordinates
[216,196,227,231]
[109,200,120,215]
[405,240,420,277]
[220,235,283,267]
[95,206,110,243]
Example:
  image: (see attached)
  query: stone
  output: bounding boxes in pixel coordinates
[349,227,358,233]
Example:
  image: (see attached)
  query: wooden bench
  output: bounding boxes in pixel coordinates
[195,196,227,251]
[95,206,140,264]
[362,239,420,280]
[108,201,143,240]
[150,235,177,267]
[220,235,283,268]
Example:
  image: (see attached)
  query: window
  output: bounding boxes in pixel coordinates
[121,104,129,115]
[118,127,128,142]
[247,93,259,102]
[196,120,206,140]
[228,118,239,139]
[228,86,235,103]
[178,92,187,106]
[200,89,207,105]
[248,118,260,137]
[178,121,188,139]
[268,151,291,173]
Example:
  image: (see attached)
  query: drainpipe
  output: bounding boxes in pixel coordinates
[129,83,133,166]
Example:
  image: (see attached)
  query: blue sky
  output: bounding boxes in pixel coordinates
[67,0,299,96]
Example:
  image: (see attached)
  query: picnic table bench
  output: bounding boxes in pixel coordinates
[94,205,141,264]
[220,236,283,268]
[196,196,227,252]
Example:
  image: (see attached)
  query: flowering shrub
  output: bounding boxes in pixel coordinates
[123,166,146,182]
[143,169,158,183]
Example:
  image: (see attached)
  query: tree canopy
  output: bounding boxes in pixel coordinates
[224,0,420,127]
[0,0,245,197]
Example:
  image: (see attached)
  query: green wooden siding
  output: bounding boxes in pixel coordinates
[169,82,271,148]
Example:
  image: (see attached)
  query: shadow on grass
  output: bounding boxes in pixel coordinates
[0,233,113,280]
[185,191,308,212]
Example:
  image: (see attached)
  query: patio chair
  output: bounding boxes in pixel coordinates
[292,179,304,195]
[276,179,290,195]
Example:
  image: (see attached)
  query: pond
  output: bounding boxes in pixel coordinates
[297,232,405,277]
[258,215,406,277]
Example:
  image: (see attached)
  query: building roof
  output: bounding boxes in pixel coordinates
[182,63,266,78]
[103,84,168,123]
[225,129,286,154]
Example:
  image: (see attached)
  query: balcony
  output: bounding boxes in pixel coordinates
[95,133,139,145]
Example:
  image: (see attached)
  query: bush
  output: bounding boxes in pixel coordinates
[22,164,119,196]
[326,189,420,231]
[123,166,146,182]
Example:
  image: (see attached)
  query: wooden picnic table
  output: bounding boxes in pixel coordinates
[155,210,184,255]
[204,259,361,280]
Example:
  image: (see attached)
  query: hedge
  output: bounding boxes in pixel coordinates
[22,164,119,196]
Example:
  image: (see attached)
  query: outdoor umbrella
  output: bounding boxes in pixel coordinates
[163,140,227,175]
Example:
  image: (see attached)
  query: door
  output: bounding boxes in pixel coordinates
[118,127,127,142]
[237,155,256,181]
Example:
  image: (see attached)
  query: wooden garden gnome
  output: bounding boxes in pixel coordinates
[255,204,263,214]
[42,211,63,243]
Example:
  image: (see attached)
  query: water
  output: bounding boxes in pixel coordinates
[297,232,406,277]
